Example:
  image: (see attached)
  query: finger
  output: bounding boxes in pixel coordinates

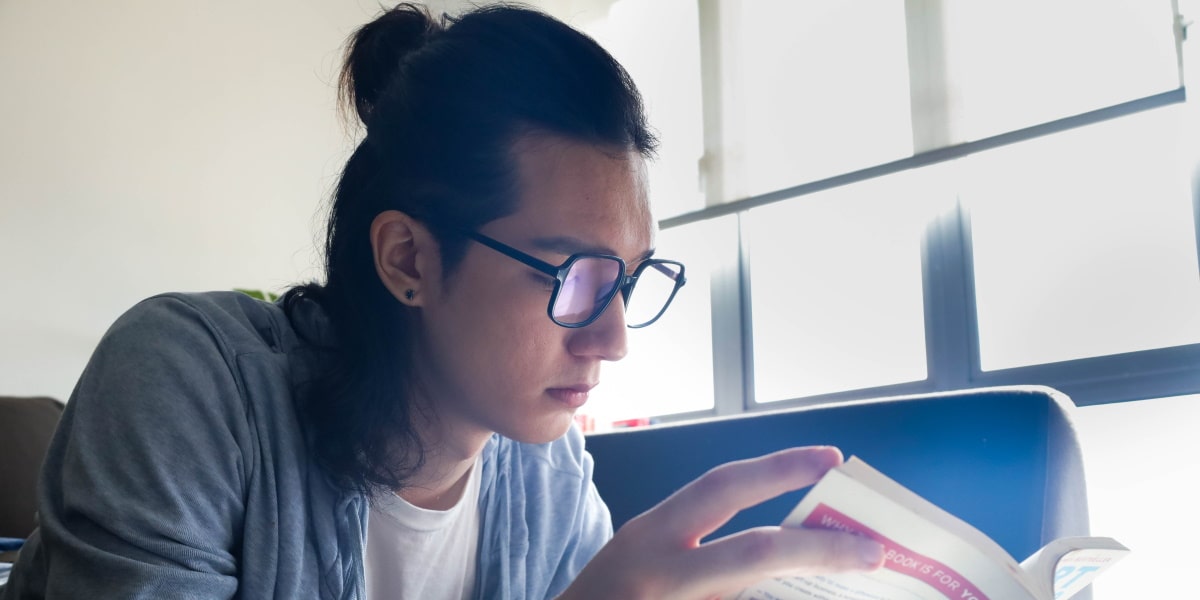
[651,446,843,543]
[674,527,885,597]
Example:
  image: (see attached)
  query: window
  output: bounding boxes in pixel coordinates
[745,171,940,402]
[552,0,1196,423]
[964,105,1200,370]
[941,0,1180,140]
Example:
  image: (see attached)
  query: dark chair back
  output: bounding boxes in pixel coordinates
[0,396,64,539]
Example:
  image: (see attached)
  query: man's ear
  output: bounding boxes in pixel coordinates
[370,210,438,306]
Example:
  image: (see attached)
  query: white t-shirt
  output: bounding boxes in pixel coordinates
[364,458,483,600]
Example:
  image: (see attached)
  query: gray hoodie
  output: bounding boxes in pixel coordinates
[2,291,611,599]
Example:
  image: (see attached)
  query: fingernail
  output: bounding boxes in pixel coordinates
[807,446,843,469]
[858,539,885,567]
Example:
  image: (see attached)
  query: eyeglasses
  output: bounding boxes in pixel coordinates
[463,230,686,328]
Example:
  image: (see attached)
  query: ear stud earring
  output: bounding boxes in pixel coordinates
[404,289,415,301]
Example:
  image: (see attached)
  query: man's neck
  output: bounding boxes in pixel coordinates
[396,412,491,511]
[397,455,478,511]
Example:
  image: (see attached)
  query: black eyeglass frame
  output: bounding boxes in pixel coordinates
[462,230,687,329]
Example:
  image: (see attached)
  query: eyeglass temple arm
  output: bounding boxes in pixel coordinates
[647,261,687,285]
[464,231,560,278]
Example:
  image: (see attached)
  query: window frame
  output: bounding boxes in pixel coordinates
[654,86,1195,420]
[615,1,1197,422]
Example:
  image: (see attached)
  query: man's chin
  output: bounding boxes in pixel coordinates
[501,415,576,445]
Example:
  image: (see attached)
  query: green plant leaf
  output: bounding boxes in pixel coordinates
[234,288,278,302]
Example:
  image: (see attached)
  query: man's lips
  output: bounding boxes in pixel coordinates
[547,384,595,408]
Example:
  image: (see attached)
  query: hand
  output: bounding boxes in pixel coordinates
[561,446,885,600]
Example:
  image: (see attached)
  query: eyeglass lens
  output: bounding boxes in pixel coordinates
[550,257,682,327]
[551,257,621,325]
[625,262,682,326]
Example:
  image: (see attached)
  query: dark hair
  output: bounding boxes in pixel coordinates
[284,2,657,495]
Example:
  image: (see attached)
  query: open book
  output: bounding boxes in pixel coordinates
[725,457,1128,600]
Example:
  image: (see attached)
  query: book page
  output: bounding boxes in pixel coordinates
[1019,537,1129,600]
[725,458,1040,600]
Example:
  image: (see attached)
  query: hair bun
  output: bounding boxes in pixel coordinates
[340,3,441,126]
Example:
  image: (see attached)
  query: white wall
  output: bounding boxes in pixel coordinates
[0,0,609,403]
[0,1,386,400]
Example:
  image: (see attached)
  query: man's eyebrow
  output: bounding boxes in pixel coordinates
[530,235,656,262]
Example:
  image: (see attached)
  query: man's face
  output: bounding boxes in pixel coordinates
[412,134,655,446]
